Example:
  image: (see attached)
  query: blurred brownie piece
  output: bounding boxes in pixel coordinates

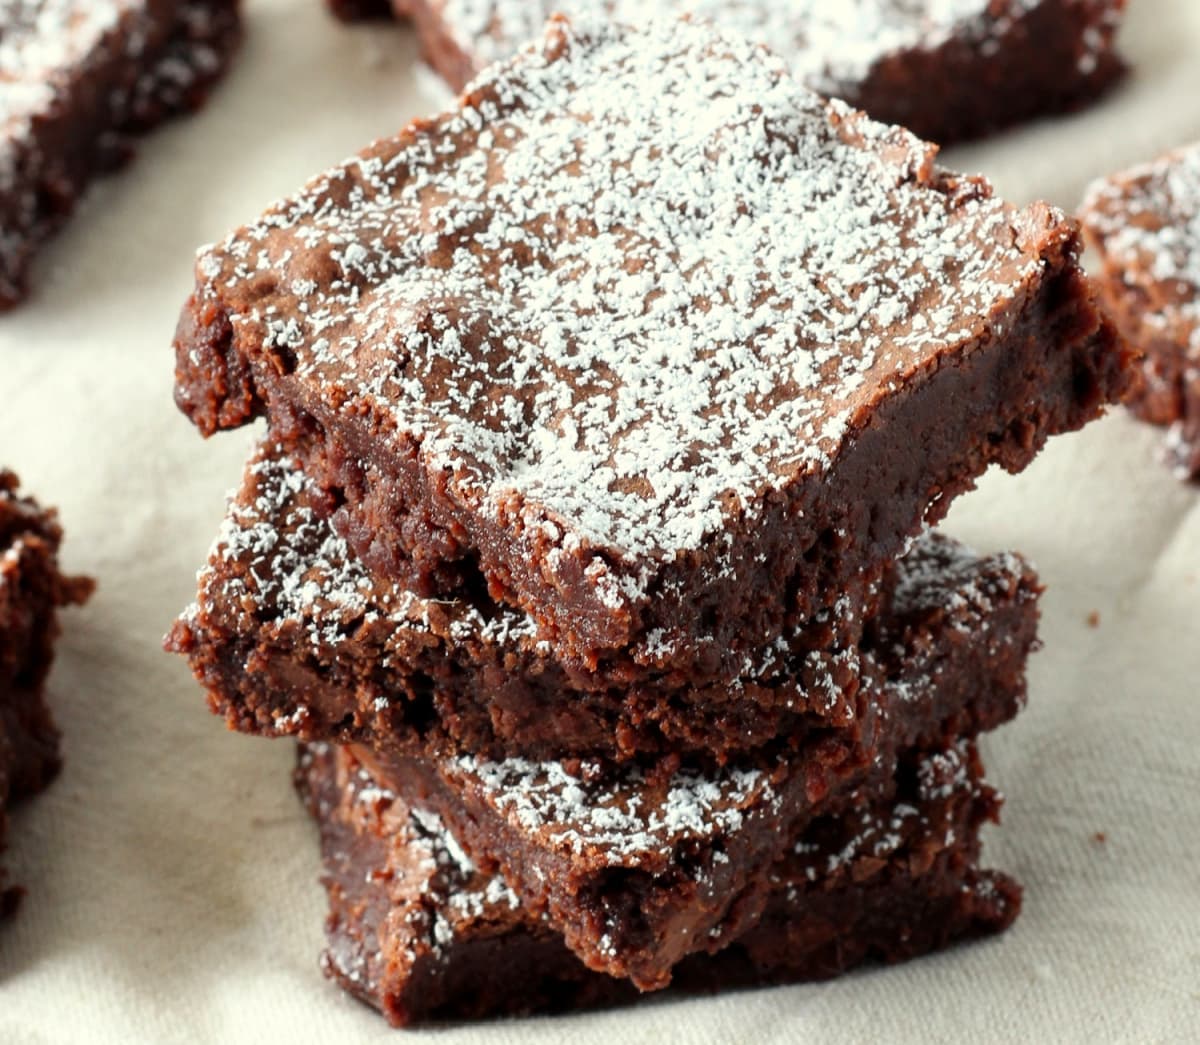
[0,471,92,915]
[0,0,241,308]
[350,0,1125,142]
[297,740,1020,1025]
[173,15,1126,681]
[1080,141,1200,478]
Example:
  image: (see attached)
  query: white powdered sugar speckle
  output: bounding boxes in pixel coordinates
[449,753,781,862]
[1081,141,1200,358]
[429,0,1117,92]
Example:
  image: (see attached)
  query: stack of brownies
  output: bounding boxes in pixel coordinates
[168,16,1130,1025]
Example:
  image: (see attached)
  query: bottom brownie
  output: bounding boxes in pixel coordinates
[0,472,93,915]
[298,741,1019,1027]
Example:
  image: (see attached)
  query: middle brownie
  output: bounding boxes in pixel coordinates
[169,443,1039,762]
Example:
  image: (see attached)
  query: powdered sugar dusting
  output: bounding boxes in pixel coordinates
[432,0,1116,93]
[449,753,779,863]
[0,0,237,303]
[1081,141,1200,358]
[890,531,1031,630]
[192,446,542,650]
[198,15,1044,562]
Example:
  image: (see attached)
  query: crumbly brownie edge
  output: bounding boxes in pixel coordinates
[298,741,1019,1025]
[0,0,241,309]
[0,472,94,915]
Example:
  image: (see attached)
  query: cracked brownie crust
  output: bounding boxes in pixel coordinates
[167,443,1039,762]
[298,739,1019,1025]
[0,0,241,308]
[174,15,1127,677]
[1080,141,1200,478]
[393,0,1125,144]
[0,472,92,915]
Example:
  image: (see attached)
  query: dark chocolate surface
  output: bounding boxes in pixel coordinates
[395,0,1126,144]
[362,541,1036,989]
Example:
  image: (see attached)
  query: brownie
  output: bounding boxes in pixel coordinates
[0,0,242,309]
[167,443,1038,762]
[174,16,1128,681]
[0,472,93,915]
[393,0,1126,144]
[357,542,1036,991]
[298,739,1019,1026]
[1079,141,1200,479]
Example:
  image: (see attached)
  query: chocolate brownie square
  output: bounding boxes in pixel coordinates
[0,471,92,915]
[356,532,1037,990]
[1080,141,1200,479]
[174,15,1127,680]
[394,0,1125,144]
[167,443,1038,762]
[298,739,1019,1025]
[338,0,1124,143]
[0,0,241,308]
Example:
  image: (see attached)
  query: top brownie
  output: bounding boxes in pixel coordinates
[398,0,1126,143]
[175,15,1127,671]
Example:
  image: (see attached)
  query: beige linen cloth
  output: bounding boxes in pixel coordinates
[2,2,1199,1041]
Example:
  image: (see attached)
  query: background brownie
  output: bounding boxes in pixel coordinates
[298,740,1019,1026]
[1080,141,1200,478]
[0,0,241,309]
[388,0,1126,144]
[0,472,93,916]
[167,443,1039,762]
[174,15,1126,680]
[362,547,1036,991]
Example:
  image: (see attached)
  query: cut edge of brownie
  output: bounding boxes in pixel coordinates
[0,0,243,310]
[172,13,1130,675]
[297,739,1019,1026]
[0,471,94,916]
